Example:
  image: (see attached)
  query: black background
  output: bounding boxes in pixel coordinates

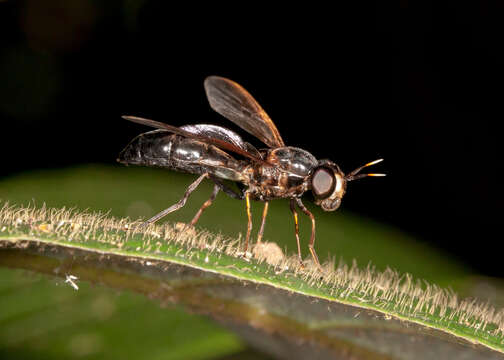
[1,2,502,276]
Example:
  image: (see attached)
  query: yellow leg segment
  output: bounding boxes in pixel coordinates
[289,199,303,265]
[244,192,252,253]
[257,201,269,243]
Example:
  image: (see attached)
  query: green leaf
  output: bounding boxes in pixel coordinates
[0,165,467,284]
[1,165,503,359]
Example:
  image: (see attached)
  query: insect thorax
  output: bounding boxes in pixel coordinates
[246,147,317,201]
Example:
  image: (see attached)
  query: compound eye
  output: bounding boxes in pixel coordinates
[312,167,335,198]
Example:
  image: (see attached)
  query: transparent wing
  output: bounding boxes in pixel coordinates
[122,116,265,163]
[180,124,262,158]
[204,76,285,148]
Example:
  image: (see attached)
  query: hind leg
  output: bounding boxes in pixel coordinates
[144,173,208,225]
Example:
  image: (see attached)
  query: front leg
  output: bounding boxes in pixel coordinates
[295,198,321,268]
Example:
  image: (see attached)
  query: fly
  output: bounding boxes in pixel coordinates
[118,76,385,267]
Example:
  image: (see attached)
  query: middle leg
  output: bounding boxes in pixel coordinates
[244,192,252,254]
[189,184,220,226]
[189,175,246,227]
[256,201,269,243]
[289,199,304,265]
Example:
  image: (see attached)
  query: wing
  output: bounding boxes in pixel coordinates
[204,76,285,148]
[122,116,265,163]
[180,124,262,159]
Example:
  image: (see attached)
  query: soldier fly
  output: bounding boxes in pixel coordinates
[118,76,385,267]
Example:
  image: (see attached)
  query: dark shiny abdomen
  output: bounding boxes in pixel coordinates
[117,130,246,181]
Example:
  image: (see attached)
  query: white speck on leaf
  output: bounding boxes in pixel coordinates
[65,274,79,290]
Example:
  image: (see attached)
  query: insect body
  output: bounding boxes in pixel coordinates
[118,76,385,267]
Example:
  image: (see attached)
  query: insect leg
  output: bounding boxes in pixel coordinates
[145,173,208,224]
[209,175,244,200]
[295,198,321,268]
[289,199,303,265]
[244,192,252,253]
[189,184,220,226]
[257,201,269,243]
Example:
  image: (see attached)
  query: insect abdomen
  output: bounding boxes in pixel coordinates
[117,130,172,167]
[117,130,245,181]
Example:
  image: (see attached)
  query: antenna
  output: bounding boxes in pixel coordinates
[345,159,386,181]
